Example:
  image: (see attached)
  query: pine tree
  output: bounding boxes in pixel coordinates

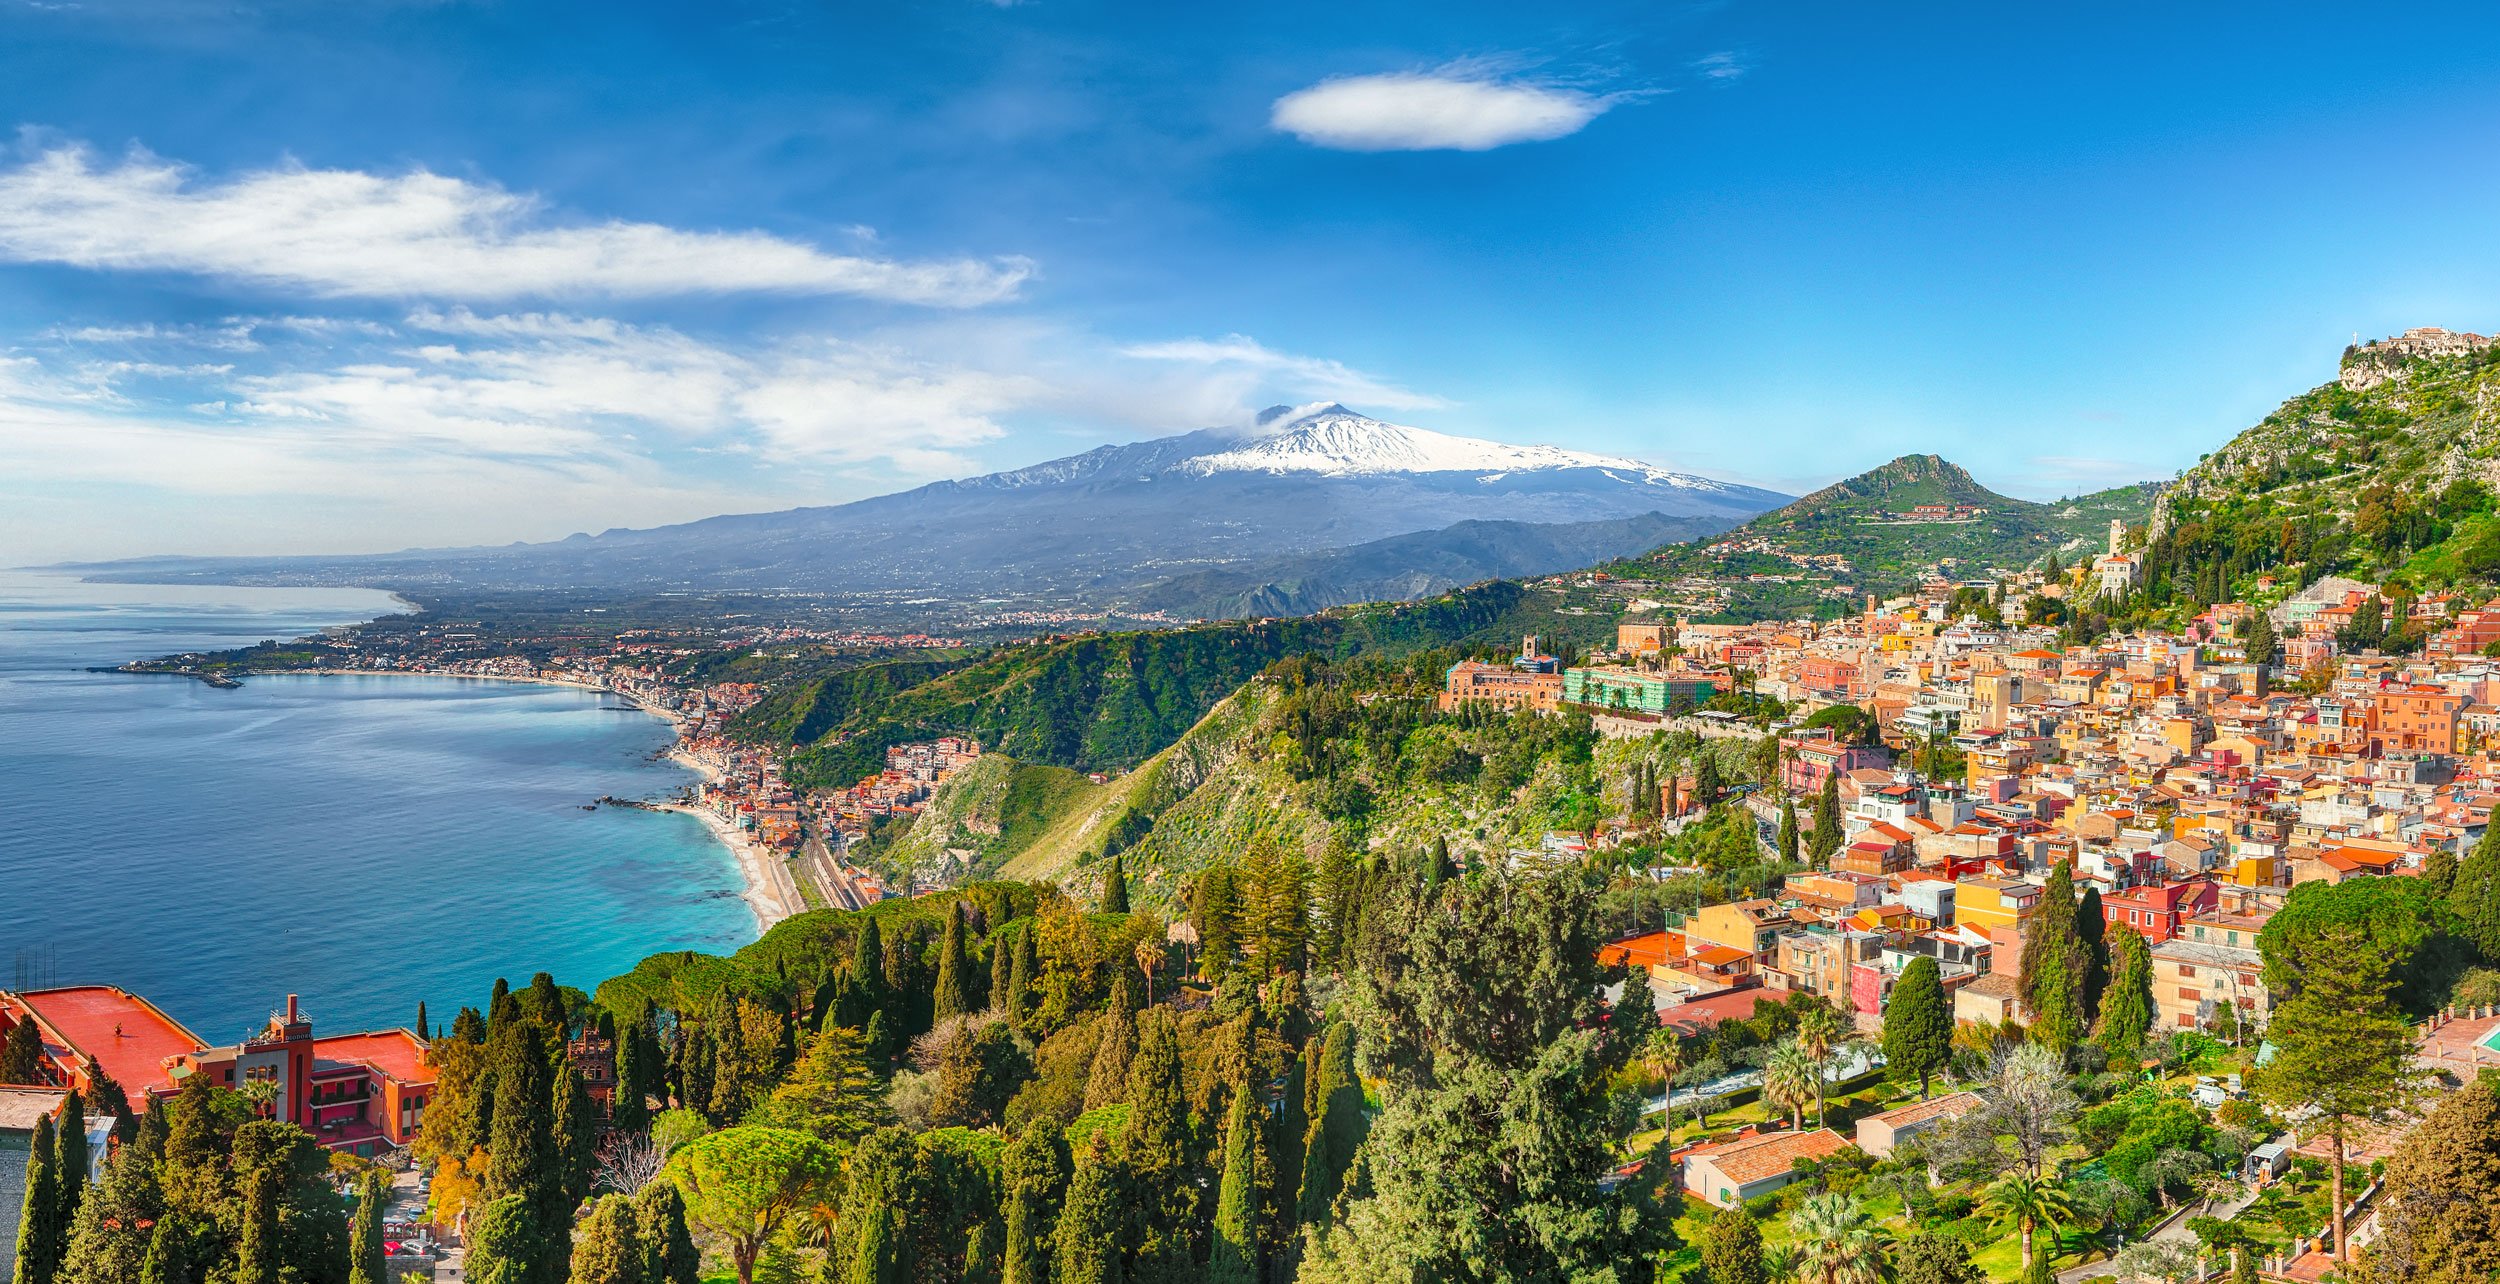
[58,1114,165,1284]
[0,1019,42,1085]
[568,1195,645,1284]
[1808,771,1842,862]
[933,907,978,1023]
[1698,1207,1767,1284]
[633,1182,700,1284]
[2093,928,2155,1059]
[1209,1087,1261,1284]
[1883,957,1950,1099]
[1054,1146,1124,1284]
[1001,1120,1071,1284]
[15,1113,64,1284]
[1777,797,1799,864]
[347,1170,390,1284]
[1101,857,1130,915]
[2425,848,2462,900]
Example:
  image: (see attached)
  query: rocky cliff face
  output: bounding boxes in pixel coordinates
[2339,326,2497,391]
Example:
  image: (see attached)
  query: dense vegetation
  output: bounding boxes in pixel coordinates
[735,581,1607,790]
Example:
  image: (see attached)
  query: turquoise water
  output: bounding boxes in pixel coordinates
[0,573,754,1044]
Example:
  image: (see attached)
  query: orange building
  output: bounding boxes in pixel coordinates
[1439,661,1564,711]
[2372,685,2464,755]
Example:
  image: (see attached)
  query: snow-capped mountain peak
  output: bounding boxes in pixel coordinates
[1177,404,1725,488]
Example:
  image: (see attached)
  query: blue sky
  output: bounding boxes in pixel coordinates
[8,1,2500,561]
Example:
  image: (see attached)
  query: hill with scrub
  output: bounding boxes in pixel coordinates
[2133,328,2500,614]
[1591,454,2157,620]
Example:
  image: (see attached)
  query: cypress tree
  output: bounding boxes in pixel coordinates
[632,1183,700,1284]
[862,1012,893,1068]
[1777,797,1799,864]
[2453,824,2500,963]
[1698,1207,1768,1284]
[1101,857,1130,915]
[1001,1121,1070,1284]
[1006,931,1037,1031]
[348,1170,389,1284]
[466,1195,538,1284]
[569,1195,645,1284]
[135,1218,193,1284]
[15,1113,63,1284]
[76,1062,132,1148]
[837,1129,919,1284]
[416,1001,429,1041]
[0,1019,42,1085]
[1123,1011,1195,1276]
[233,1163,282,1284]
[2093,928,2155,1059]
[1083,987,1138,1111]
[1208,1087,1261,1284]
[848,919,887,1016]
[1297,1022,1367,1227]
[1883,957,1951,1099]
[1808,771,1842,862]
[2076,887,2108,1026]
[2019,863,2087,1049]
[51,1092,85,1233]
[933,908,978,1024]
[2425,848,2462,900]
[527,973,566,1029]
[612,1030,651,1133]
[1054,1147,1124,1284]
[989,928,1015,1015]
[708,1001,748,1124]
[554,1059,598,1206]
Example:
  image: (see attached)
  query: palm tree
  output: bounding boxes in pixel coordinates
[1787,1192,1889,1284]
[1642,1029,1686,1138]
[1762,1039,1819,1133]
[1134,939,1162,1008]
[1984,1170,2074,1272]
[1793,1002,1845,1127]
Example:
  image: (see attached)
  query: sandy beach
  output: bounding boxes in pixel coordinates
[663,746,805,932]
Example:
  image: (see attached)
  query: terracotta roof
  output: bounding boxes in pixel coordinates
[1692,1128,1851,1184]
[1860,1091,1981,1131]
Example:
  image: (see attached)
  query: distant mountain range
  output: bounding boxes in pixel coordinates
[69,403,1789,617]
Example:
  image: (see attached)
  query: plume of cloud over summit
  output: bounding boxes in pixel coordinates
[1271,67,1615,152]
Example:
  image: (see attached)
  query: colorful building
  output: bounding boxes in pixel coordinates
[169,995,436,1157]
[1562,666,1728,714]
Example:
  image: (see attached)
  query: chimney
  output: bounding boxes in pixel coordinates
[286,994,299,1023]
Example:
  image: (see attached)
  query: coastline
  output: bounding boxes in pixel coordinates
[226,667,806,935]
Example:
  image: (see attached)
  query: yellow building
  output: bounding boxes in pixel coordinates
[1953,876,2043,933]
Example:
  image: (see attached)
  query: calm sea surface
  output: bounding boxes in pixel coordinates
[0,572,754,1044]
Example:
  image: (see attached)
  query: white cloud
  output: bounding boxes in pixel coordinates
[1118,333,1449,410]
[0,144,1034,306]
[1271,68,1615,152]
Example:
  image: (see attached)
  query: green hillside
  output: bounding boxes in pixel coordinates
[2137,335,2500,616]
[734,579,1620,790]
[1588,454,2156,621]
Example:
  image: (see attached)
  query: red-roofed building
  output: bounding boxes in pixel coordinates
[0,985,205,1109]
[2101,880,2221,944]
[168,995,435,1157]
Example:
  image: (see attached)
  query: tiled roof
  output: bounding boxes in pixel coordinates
[1860,1091,1981,1131]
[1693,1128,1851,1184]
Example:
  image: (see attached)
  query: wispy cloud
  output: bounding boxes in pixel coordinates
[1270,64,1623,152]
[1691,51,1748,83]
[1118,333,1449,410]
[0,144,1035,306]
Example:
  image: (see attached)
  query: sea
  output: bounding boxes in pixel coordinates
[0,571,756,1046]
